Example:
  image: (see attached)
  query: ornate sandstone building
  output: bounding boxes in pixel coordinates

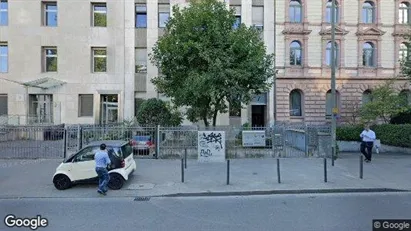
[0,0,410,126]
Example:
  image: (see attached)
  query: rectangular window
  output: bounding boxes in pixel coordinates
[135,48,147,73]
[0,43,7,73]
[0,94,7,116]
[92,47,107,72]
[252,6,263,29]
[43,2,57,26]
[92,3,107,27]
[231,6,241,28]
[78,94,94,117]
[43,47,57,72]
[0,0,8,26]
[158,4,170,28]
[29,94,53,124]
[135,4,147,28]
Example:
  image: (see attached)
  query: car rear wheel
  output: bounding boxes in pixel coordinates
[108,173,124,190]
[53,174,72,190]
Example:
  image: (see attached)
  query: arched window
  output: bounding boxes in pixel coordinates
[290,41,302,66]
[325,90,340,116]
[326,41,339,66]
[399,42,410,61]
[289,0,302,23]
[399,2,411,24]
[363,42,375,67]
[399,90,411,106]
[362,90,372,105]
[289,89,303,116]
[326,0,339,23]
[362,1,375,23]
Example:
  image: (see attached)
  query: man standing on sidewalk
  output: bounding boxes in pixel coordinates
[360,125,376,162]
[94,143,111,195]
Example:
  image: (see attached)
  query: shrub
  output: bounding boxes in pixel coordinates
[136,98,183,127]
[337,124,411,148]
[390,108,411,124]
[336,125,363,142]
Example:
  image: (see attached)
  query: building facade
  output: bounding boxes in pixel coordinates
[0,0,410,126]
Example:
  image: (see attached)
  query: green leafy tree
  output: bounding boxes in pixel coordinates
[149,0,275,127]
[360,79,409,124]
[136,98,183,127]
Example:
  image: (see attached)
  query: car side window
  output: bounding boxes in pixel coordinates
[108,147,121,158]
[74,147,98,162]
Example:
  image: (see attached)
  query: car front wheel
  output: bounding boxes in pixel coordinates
[108,173,124,190]
[53,174,72,190]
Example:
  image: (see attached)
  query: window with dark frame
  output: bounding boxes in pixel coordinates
[363,42,375,67]
[92,47,107,72]
[158,4,169,28]
[92,3,107,27]
[362,1,375,24]
[0,43,7,73]
[289,0,302,23]
[43,2,57,26]
[43,47,57,72]
[136,4,147,28]
[0,0,8,26]
[0,94,7,116]
[399,2,411,24]
[78,94,94,117]
[290,41,302,66]
[289,90,302,116]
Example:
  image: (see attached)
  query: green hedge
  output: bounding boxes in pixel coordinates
[337,124,411,148]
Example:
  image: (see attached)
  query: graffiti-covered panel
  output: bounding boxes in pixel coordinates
[197,131,225,162]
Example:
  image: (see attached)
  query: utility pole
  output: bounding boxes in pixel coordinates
[330,0,337,164]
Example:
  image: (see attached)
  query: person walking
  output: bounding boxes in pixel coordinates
[360,125,376,162]
[94,143,111,195]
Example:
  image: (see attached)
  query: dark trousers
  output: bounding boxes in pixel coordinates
[360,141,373,161]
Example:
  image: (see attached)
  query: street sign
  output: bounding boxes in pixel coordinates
[198,131,225,162]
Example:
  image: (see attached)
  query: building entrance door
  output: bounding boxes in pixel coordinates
[251,105,265,128]
[100,95,118,125]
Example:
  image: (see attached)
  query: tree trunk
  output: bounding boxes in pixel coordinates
[212,109,218,127]
[203,116,209,127]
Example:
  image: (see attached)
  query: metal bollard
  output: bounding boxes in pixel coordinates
[63,128,67,159]
[360,154,363,179]
[184,148,187,169]
[226,159,230,185]
[181,158,184,183]
[324,157,327,182]
[277,158,281,184]
[331,147,335,166]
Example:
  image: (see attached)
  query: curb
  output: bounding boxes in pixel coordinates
[151,188,410,198]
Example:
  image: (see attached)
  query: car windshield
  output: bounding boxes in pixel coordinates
[133,136,151,141]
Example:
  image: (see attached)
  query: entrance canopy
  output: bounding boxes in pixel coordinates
[24,77,67,89]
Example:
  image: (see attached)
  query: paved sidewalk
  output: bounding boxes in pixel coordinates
[0,153,410,198]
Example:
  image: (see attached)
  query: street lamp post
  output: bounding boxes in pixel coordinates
[330,0,337,165]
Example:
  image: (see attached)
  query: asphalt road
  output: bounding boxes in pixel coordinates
[1,192,411,231]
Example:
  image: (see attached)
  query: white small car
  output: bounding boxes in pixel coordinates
[52,140,136,190]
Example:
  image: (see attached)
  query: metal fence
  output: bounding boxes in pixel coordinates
[0,123,332,159]
[0,124,65,159]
